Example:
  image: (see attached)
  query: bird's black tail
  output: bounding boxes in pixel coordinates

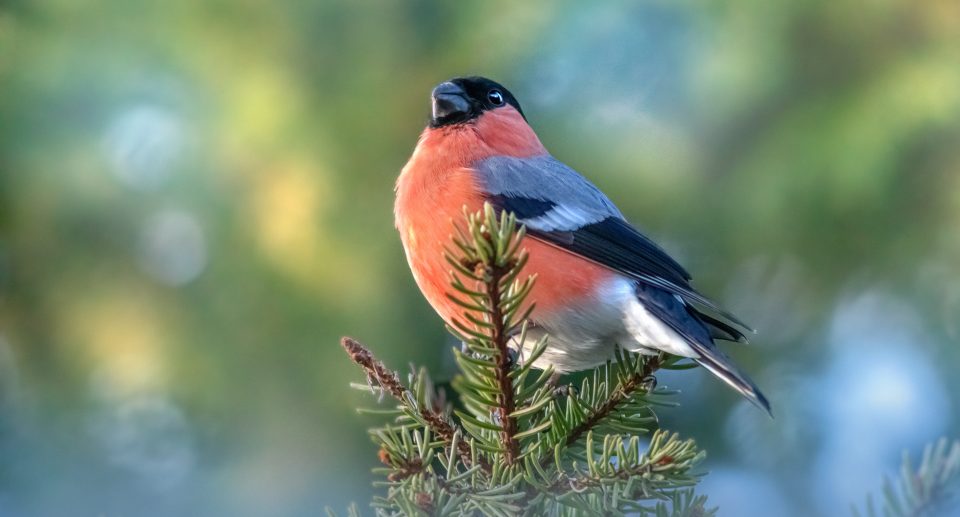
[690,342,772,416]
[632,282,772,416]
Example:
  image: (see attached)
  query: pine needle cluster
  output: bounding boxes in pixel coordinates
[342,204,714,516]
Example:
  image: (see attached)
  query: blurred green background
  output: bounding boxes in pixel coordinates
[1,0,959,515]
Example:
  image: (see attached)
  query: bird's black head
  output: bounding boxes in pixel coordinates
[429,76,525,128]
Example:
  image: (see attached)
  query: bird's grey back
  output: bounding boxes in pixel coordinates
[473,155,624,232]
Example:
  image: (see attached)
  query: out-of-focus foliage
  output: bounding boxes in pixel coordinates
[0,0,958,515]
[854,438,960,517]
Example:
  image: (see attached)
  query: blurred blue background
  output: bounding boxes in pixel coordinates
[1,0,958,515]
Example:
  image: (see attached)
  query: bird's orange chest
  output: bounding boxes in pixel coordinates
[395,110,615,326]
[395,149,486,324]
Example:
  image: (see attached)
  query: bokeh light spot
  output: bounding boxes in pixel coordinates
[103,105,185,191]
[138,209,208,286]
[88,393,196,491]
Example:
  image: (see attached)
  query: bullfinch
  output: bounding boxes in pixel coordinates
[395,76,770,414]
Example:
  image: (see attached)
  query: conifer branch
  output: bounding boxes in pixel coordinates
[469,206,521,464]
[341,336,489,472]
[561,351,664,450]
[488,263,521,464]
[445,205,536,466]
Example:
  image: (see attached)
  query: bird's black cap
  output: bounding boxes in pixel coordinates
[430,76,525,128]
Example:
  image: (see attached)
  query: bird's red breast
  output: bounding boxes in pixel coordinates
[396,106,616,327]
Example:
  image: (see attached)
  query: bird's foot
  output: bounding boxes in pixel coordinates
[547,371,578,398]
[552,383,579,398]
[640,375,657,393]
[505,346,519,369]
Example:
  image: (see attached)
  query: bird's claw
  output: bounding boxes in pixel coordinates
[505,347,519,368]
[640,375,657,393]
[552,384,579,398]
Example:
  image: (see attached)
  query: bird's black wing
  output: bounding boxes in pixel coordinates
[476,154,752,331]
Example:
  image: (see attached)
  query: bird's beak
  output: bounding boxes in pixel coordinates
[431,81,470,122]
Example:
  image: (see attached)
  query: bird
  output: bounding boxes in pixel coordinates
[394,76,770,414]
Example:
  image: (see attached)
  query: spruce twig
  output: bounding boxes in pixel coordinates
[561,352,664,450]
[463,207,521,464]
[445,205,538,466]
[341,336,489,472]
[487,258,521,464]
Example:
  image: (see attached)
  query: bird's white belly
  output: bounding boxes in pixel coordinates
[513,276,698,372]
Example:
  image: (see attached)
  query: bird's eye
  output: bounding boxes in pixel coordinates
[487,89,504,106]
